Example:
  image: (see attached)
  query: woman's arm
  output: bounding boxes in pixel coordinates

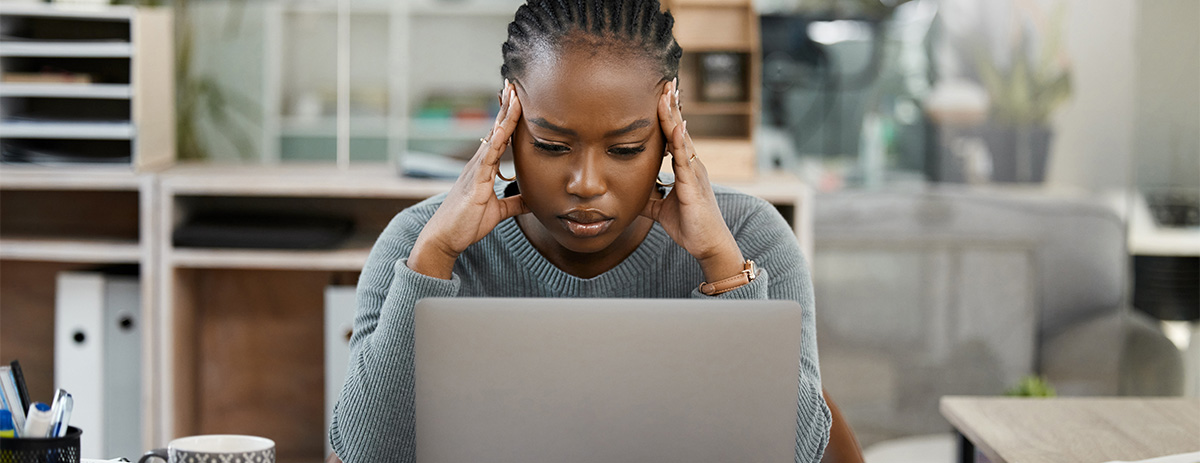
[329,204,459,463]
[697,195,832,462]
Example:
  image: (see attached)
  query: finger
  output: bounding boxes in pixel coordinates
[490,79,510,135]
[657,82,680,151]
[486,88,521,166]
[640,196,663,220]
[499,194,531,218]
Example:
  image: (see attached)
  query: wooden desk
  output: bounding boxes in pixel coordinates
[940,396,1200,463]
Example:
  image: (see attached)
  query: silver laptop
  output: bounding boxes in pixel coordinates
[413,298,805,463]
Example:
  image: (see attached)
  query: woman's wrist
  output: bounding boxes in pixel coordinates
[696,239,747,284]
[407,235,459,280]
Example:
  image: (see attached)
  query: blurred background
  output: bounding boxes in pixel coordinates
[0,0,1196,461]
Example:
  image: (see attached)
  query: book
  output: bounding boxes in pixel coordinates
[0,366,26,436]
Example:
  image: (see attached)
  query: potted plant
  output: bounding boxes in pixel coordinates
[971,2,1072,183]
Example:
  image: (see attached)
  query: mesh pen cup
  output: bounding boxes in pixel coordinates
[0,426,82,463]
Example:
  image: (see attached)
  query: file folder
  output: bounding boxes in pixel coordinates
[324,285,356,455]
[55,271,141,459]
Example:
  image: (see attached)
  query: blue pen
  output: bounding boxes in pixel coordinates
[50,394,72,438]
[46,389,71,438]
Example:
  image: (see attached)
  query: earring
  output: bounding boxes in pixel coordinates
[497,171,515,182]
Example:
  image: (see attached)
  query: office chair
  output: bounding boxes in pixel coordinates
[822,389,866,463]
[326,390,864,463]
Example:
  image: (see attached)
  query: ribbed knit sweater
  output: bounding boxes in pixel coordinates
[329,183,831,462]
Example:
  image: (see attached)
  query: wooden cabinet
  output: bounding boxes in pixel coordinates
[665,0,760,181]
[0,166,157,449]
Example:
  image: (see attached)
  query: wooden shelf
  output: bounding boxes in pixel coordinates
[0,83,132,99]
[161,163,454,198]
[170,247,371,271]
[409,0,523,16]
[0,41,133,57]
[0,237,141,263]
[0,165,143,190]
[0,3,135,19]
[0,121,135,139]
[684,101,754,116]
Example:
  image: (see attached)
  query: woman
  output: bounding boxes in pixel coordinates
[330,0,831,460]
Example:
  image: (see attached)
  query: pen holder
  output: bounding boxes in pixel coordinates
[0,426,82,463]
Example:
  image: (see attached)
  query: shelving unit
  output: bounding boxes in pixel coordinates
[155,164,452,462]
[665,0,761,181]
[0,165,157,453]
[0,3,174,170]
[260,0,517,167]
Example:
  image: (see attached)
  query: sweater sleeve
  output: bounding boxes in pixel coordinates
[696,194,832,463]
[329,200,459,463]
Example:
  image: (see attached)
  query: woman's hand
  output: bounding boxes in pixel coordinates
[641,79,747,283]
[408,80,528,279]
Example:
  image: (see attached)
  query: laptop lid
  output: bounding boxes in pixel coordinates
[413,298,805,463]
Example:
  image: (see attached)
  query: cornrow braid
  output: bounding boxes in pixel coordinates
[500,0,684,84]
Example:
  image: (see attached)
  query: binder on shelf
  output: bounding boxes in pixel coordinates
[54,271,141,460]
[324,285,356,456]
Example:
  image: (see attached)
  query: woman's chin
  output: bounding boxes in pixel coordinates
[553,233,619,255]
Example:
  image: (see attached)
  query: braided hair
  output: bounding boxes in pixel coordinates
[501,0,684,84]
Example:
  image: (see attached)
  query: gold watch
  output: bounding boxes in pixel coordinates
[699,259,757,296]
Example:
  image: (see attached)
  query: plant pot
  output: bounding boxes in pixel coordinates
[978,124,1054,183]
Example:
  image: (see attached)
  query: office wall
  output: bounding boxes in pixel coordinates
[1132,0,1200,191]
[1047,0,1137,193]
[1051,0,1200,193]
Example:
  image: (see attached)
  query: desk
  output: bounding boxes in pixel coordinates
[940,396,1200,463]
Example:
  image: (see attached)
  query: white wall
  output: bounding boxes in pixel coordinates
[1132,0,1199,191]
[1050,0,1200,193]
[1046,0,1138,193]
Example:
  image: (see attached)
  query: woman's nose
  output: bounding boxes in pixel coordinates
[565,151,607,199]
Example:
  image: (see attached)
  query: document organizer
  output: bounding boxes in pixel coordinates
[0,426,82,463]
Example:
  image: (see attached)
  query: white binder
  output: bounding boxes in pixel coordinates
[324,285,357,456]
[55,271,141,460]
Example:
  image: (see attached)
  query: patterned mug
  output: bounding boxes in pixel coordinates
[139,435,275,463]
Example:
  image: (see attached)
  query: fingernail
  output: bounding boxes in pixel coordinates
[504,78,509,89]
[683,120,688,134]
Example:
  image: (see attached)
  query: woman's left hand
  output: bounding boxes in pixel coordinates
[641,79,747,283]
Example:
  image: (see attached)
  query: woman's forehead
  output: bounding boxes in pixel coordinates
[516,53,665,134]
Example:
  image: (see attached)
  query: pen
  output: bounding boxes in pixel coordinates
[47,389,70,438]
[50,394,72,438]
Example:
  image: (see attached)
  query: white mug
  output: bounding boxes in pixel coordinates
[139,435,275,463]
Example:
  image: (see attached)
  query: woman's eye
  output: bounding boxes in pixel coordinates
[609,145,646,157]
[532,141,569,154]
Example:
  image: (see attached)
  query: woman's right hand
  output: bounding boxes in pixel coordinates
[408,80,527,279]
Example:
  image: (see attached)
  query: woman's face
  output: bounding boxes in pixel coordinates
[512,48,668,256]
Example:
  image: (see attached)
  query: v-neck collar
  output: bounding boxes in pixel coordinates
[493,182,671,293]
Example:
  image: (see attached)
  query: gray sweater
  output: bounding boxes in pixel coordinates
[330,183,831,462]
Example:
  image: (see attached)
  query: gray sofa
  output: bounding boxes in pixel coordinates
[810,186,1184,448]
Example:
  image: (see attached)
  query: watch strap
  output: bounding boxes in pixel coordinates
[699,260,756,296]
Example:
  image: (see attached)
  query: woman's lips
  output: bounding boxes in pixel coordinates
[559,210,614,238]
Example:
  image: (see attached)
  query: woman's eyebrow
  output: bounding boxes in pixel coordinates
[604,119,651,137]
[529,117,577,136]
[528,117,651,138]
